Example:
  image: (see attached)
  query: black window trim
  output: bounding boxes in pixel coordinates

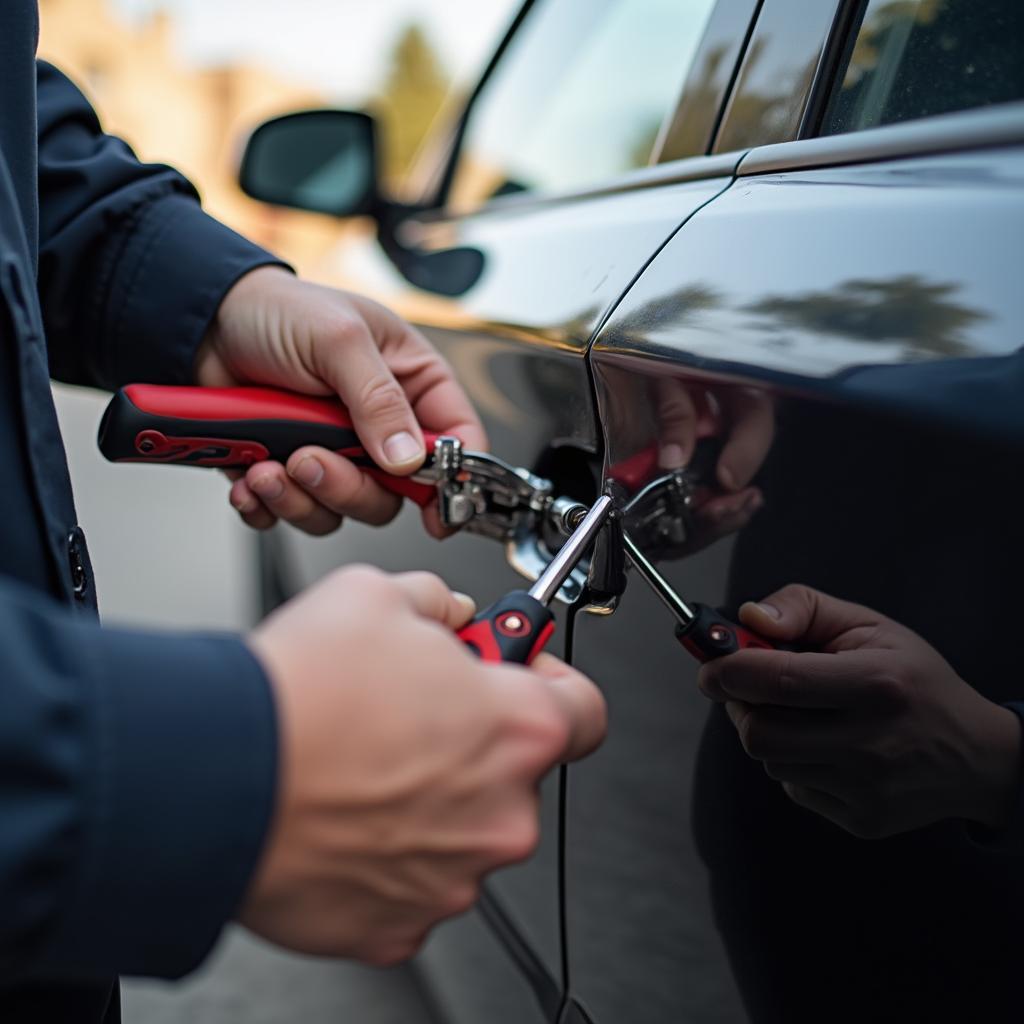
[797,0,867,140]
[711,0,843,154]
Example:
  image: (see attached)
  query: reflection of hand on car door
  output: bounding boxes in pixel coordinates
[653,377,774,547]
[698,584,1023,840]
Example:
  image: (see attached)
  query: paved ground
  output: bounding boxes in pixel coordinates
[122,929,434,1024]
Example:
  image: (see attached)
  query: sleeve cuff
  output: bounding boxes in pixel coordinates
[41,631,278,979]
[103,194,291,387]
[967,702,1024,855]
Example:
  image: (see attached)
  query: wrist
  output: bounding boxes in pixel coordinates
[194,265,294,386]
[967,700,1023,829]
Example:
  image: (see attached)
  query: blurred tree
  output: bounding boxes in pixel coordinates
[373,23,451,186]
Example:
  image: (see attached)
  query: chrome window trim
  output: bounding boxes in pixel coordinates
[413,151,745,224]
[738,100,1024,175]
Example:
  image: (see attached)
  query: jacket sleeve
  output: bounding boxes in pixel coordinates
[0,577,277,981]
[35,61,289,391]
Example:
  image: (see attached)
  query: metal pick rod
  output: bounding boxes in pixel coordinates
[621,531,698,628]
[528,495,613,606]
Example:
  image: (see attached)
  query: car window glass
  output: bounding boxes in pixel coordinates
[447,0,717,211]
[822,0,1024,136]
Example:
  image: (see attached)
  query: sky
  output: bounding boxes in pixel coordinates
[111,0,518,102]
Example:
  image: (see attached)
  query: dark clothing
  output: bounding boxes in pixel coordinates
[692,400,1024,1023]
[2,2,281,1019]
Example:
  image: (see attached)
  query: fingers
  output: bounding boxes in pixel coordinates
[764,762,843,791]
[285,448,404,525]
[316,317,427,475]
[699,647,896,709]
[346,299,489,454]
[725,700,854,763]
[230,475,279,531]
[238,462,344,536]
[737,583,884,647]
[230,448,409,535]
[390,570,478,628]
[717,388,775,491]
[652,378,698,469]
[528,653,607,762]
[404,357,488,454]
[780,782,850,830]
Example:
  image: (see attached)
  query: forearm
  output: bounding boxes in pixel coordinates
[35,61,287,390]
[0,578,276,980]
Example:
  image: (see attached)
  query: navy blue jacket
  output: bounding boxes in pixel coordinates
[2,3,280,1017]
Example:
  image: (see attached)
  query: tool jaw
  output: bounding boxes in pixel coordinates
[418,435,556,540]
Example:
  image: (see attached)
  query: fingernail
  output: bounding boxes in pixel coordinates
[748,492,764,512]
[659,443,687,470]
[250,475,284,500]
[452,592,477,618]
[290,456,324,488]
[383,431,423,466]
[718,465,736,491]
[754,601,781,620]
[231,494,258,514]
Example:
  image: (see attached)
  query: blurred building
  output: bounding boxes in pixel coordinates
[38,0,344,274]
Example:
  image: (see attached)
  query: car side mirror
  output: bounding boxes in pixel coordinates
[239,110,379,217]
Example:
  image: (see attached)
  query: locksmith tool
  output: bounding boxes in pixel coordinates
[98,384,587,548]
[457,496,612,664]
[622,532,777,662]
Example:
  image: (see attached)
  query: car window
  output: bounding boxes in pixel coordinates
[447,0,718,212]
[822,0,1024,136]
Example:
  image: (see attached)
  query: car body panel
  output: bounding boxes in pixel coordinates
[273,168,741,1021]
[254,0,1024,1018]
[569,111,1024,1022]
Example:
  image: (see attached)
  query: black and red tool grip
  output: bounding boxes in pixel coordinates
[97,384,438,506]
[675,603,777,663]
[457,591,555,665]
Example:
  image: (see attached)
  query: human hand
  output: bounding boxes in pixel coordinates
[652,378,773,550]
[241,566,606,964]
[196,266,486,537]
[698,584,1022,838]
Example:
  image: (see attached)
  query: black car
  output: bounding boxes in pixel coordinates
[235,1,1024,1020]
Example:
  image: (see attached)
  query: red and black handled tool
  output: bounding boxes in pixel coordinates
[457,496,612,664]
[97,384,439,506]
[622,532,777,663]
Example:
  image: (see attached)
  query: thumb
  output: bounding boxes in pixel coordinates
[321,325,426,475]
[389,571,477,628]
[738,584,880,648]
[529,653,607,762]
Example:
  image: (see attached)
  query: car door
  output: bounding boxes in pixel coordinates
[259,1,762,1021]
[569,1,1024,1021]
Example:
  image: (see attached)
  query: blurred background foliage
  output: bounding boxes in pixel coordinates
[37,0,515,280]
